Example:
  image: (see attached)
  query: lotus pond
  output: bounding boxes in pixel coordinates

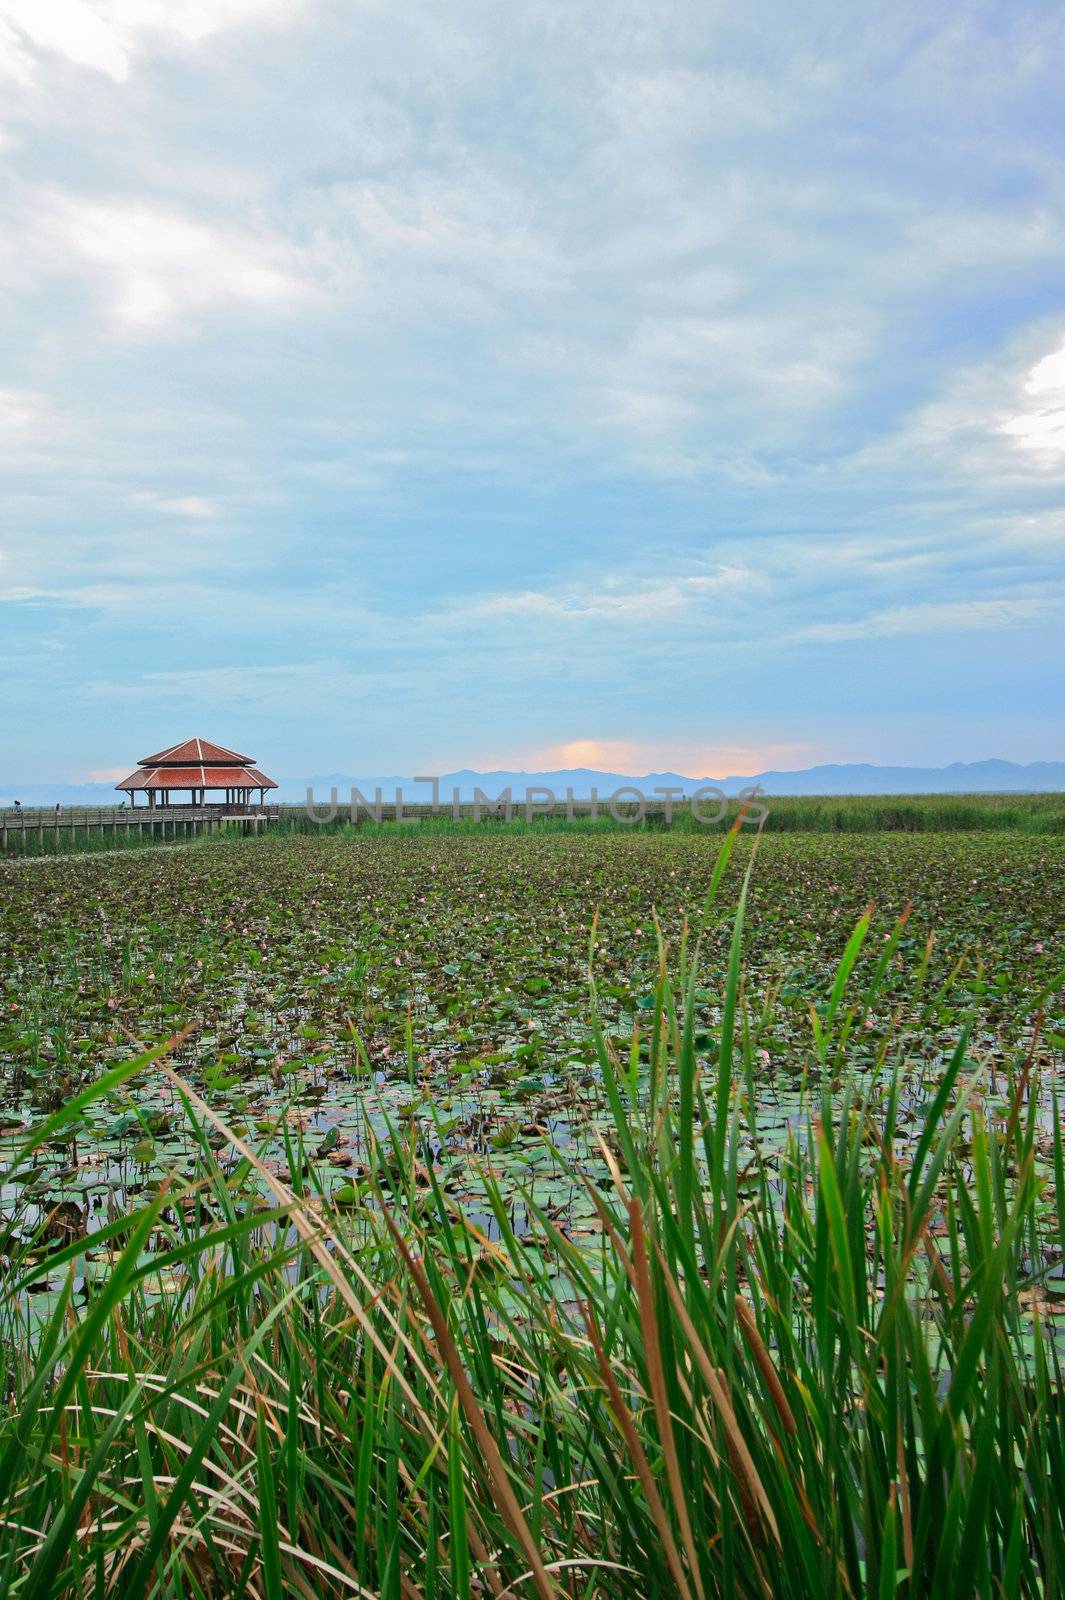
[1,829,1062,1251]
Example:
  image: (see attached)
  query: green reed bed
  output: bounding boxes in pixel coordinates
[751,792,1065,833]
[277,790,1065,838]
[1,833,1063,1598]
[2,828,196,860]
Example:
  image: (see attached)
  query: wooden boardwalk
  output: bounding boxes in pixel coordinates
[1,793,757,852]
[0,805,280,853]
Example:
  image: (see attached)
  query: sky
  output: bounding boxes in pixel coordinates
[1,0,1063,784]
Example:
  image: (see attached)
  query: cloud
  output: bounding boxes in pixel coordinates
[50,198,307,328]
[83,663,327,708]
[599,67,788,144]
[2,1,1065,773]
[1,0,132,81]
[542,739,645,771]
[532,737,818,778]
[0,0,302,84]
[1000,336,1065,459]
[0,387,50,436]
[449,568,753,625]
[800,596,1062,644]
[142,495,221,518]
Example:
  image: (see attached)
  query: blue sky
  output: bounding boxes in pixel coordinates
[1,0,1063,783]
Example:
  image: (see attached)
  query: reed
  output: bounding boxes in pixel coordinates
[275,790,1065,837]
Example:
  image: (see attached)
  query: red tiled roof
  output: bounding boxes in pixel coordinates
[117,765,277,791]
[138,736,255,766]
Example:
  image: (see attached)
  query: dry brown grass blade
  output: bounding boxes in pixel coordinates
[497,1555,640,1596]
[153,1073,462,1597]
[628,1198,707,1600]
[157,1065,444,1417]
[896,1420,915,1575]
[921,1225,953,1303]
[733,1295,797,1436]
[377,1207,558,1600]
[667,1361,724,1477]
[653,1241,780,1549]
[576,1158,636,1284]
[580,1304,695,1600]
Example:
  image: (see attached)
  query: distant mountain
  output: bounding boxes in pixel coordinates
[294,759,1065,803]
[6,758,1062,808]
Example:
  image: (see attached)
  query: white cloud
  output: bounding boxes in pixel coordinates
[871,325,1065,485]
[0,0,302,83]
[599,67,788,143]
[532,736,817,777]
[450,567,753,625]
[1000,336,1065,458]
[143,495,221,518]
[1001,409,1065,455]
[52,198,307,327]
[0,0,130,80]
[81,662,368,714]
[1026,342,1065,394]
[597,387,696,434]
[800,596,1061,644]
[317,169,567,311]
[0,389,69,469]
[991,510,1065,552]
[0,16,36,86]
[624,313,860,402]
[0,387,48,433]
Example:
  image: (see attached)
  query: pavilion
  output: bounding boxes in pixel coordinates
[116,738,278,809]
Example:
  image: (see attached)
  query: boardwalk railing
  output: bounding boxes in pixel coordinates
[0,805,281,853]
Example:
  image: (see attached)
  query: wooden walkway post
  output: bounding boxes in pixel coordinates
[0,805,281,854]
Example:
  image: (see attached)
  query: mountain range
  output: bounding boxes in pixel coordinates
[4,758,1064,808]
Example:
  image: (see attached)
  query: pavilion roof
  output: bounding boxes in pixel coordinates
[137,736,255,767]
[116,763,277,792]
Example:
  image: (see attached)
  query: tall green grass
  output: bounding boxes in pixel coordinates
[277,791,1065,837]
[1,834,1062,1596]
[1,827,195,859]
